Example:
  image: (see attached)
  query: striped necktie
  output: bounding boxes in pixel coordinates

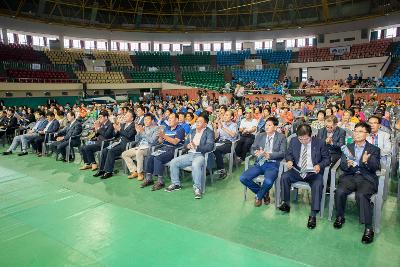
[300,144,308,178]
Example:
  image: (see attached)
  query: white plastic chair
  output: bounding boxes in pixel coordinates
[327,161,386,233]
[275,164,330,218]
[243,155,285,208]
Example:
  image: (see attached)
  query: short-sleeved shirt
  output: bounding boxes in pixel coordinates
[239,119,258,134]
[163,124,185,147]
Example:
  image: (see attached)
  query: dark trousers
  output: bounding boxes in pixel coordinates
[32,135,45,153]
[235,135,255,161]
[240,161,280,199]
[144,146,175,178]
[335,174,376,226]
[213,142,232,170]
[80,143,102,165]
[99,143,125,173]
[281,169,323,212]
[50,139,80,159]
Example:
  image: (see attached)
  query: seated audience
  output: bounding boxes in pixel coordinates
[213,110,238,178]
[235,108,257,163]
[93,109,136,179]
[79,110,114,171]
[140,113,185,191]
[278,124,331,229]
[3,110,47,156]
[121,113,159,180]
[50,111,83,162]
[166,113,215,199]
[31,111,60,156]
[333,122,381,244]
[240,117,286,207]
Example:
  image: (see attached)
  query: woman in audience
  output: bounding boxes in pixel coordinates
[311,110,326,130]
[235,108,258,164]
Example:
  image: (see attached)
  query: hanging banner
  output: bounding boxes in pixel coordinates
[329,46,350,55]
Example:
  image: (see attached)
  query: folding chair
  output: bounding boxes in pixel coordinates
[180,146,216,193]
[328,161,385,233]
[275,164,330,218]
[244,156,285,208]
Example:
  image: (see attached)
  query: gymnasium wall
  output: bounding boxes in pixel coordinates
[286,56,389,81]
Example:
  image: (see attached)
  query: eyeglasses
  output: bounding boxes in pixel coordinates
[353,130,368,134]
[298,136,311,141]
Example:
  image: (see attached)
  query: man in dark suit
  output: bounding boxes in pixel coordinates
[94,109,136,179]
[278,124,331,229]
[0,108,18,139]
[240,117,287,207]
[333,122,381,244]
[134,105,145,126]
[3,110,48,156]
[317,115,346,188]
[50,111,82,162]
[31,111,60,156]
[80,110,114,171]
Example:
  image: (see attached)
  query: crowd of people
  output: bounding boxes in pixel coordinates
[0,92,399,244]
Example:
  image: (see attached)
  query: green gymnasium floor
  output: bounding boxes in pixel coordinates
[0,150,399,267]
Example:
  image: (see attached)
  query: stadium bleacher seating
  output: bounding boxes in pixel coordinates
[134,52,172,67]
[392,41,400,57]
[75,71,126,83]
[6,69,70,83]
[182,71,225,90]
[380,65,400,93]
[45,49,85,65]
[297,47,334,62]
[216,50,250,66]
[176,52,211,66]
[129,71,176,83]
[342,39,391,60]
[256,50,292,64]
[93,51,133,67]
[232,69,280,88]
[0,43,44,62]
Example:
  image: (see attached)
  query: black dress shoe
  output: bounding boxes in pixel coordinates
[101,172,113,179]
[307,216,317,229]
[333,216,345,229]
[2,151,12,155]
[18,151,28,156]
[278,202,290,213]
[361,228,374,244]
[93,171,105,177]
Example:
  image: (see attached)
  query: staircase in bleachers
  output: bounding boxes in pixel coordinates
[216,50,250,66]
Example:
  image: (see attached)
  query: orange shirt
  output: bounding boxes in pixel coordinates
[281,111,293,124]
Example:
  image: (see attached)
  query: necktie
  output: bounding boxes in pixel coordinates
[264,136,272,152]
[372,134,378,146]
[300,144,308,178]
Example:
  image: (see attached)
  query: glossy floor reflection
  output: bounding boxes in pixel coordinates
[0,151,399,267]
